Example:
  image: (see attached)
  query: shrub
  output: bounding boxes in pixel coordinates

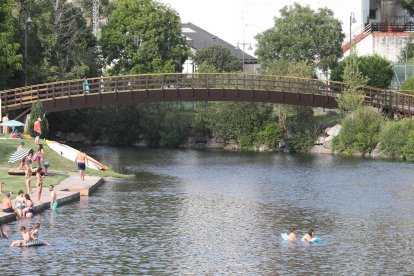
[255,121,282,148]
[379,120,414,159]
[403,130,414,161]
[333,107,383,155]
[283,106,319,153]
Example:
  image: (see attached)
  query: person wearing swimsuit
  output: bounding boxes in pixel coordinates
[14,191,26,218]
[36,167,44,204]
[23,194,34,218]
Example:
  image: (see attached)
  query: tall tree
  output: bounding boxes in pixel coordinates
[401,0,414,16]
[0,0,23,88]
[193,45,242,72]
[337,49,367,115]
[22,0,100,84]
[99,0,189,74]
[255,3,344,71]
[330,54,394,89]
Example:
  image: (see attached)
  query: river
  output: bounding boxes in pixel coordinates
[1,148,414,274]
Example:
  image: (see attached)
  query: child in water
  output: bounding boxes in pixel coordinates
[288,228,297,242]
[301,229,316,242]
[10,226,31,247]
[30,223,41,240]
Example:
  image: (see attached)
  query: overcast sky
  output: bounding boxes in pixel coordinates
[159,0,363,56]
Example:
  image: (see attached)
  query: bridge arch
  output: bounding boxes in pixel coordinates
[1,73,413,117]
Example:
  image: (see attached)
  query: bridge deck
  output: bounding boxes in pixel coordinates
[1,73,413,117]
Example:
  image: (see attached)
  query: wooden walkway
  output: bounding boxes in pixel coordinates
[1,73,413,117]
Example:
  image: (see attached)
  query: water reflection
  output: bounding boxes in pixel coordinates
[1,148,414,274]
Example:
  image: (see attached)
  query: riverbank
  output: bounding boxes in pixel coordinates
[0,173,104,225]
[0,137,132,201]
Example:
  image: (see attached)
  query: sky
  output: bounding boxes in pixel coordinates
[159,0,363,57]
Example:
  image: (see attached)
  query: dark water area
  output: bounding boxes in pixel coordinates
[1,148,414,275]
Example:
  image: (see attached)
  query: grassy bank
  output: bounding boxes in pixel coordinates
[0,137,131,200]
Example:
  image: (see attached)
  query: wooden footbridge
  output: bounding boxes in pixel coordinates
[1,73,413,117]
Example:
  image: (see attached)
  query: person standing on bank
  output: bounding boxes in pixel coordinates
[75,149,89,180]
[33,117,42,144]
[2,113,9,135]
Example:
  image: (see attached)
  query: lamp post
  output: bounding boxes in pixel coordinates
[236,41,252,72]
[24,15,32,86]
[349,12,356,46]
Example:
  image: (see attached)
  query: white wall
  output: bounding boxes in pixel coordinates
[344,33,408,62]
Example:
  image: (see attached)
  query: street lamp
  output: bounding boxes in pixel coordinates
[236,41,253,72]
[349,12,356,46]
[24,15,32,86]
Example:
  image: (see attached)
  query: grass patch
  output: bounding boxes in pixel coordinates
[0,136,132,200]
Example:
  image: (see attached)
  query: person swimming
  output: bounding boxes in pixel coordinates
[288,228,297,242]
[301,229,315,242]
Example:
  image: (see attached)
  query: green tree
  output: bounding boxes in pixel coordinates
[0,0,23,88]
[401,0,414,16]
[205,102,272,147]
[400,76,414,93]
[337,50,367,115]
[100,0,189,74]
[330,54,394,89]
[255,3,344,71]
[28,102,49,137]
[24,0,100,84]
[193,45,242,72]
[333,107,383,155]
[379,120,414,159]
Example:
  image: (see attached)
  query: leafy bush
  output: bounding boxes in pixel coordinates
[205,102,272,146]
[379,120,414,159]
[333,107,383,155]
[283,106,319,152]
[255,121,283,148]
[159,110,193,147]
[402,130,414,161]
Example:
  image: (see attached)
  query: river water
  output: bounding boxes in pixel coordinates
[1,148,414,275]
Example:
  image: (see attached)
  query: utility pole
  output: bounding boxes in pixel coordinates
[93,0,99,37]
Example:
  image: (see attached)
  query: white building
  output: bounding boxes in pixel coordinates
[343,0,413,62]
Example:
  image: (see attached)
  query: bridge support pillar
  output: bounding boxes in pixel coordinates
[382,107,394,120]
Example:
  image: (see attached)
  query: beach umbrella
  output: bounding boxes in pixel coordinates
[8,148,31,163]
[0,120,25,127]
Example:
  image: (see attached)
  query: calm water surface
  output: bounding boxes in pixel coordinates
[1,148,414,275]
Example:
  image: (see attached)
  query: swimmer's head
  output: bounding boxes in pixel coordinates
[289,228,296,234]
[308,229,314,236]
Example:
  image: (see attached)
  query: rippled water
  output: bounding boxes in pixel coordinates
[1,148,414,274]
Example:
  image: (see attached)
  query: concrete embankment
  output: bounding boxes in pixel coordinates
[0,173,103,225]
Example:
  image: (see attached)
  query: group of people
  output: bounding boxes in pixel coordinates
[18,142,47,203]
[287,228,317,242]
[1,185,57,218]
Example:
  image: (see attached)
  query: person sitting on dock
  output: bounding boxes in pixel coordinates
[75,149,89,181]
[2,192,13,213]
[23,194,34,218]
[14,190,26,218]
[288,228,297,242]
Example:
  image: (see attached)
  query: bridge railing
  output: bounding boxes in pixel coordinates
[1,73,414,115]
